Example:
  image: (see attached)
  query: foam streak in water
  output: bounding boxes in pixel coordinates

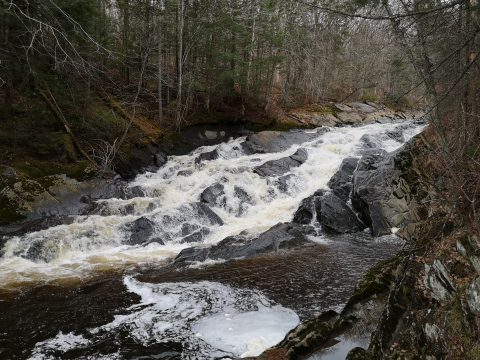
[29,278,299,359]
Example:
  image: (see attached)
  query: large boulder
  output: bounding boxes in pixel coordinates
[191,202,224,226]
[352,143,418,236]
[327,157,359,202]
[200,183,225,206]
[292,189,365,234]
[194,149,219,164]
[174,223,311,265]
[125,217,156,245]
[241,129,324,154]
[254,149,308,177]
[292,196,315,224]
[316,193,366,234]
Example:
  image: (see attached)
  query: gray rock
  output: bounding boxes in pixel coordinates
[192,202,223,226]
[125,185,145,199]
[125,217,156,245]
[254,149,308,177]
[276,174,295,193]
[293,196,315,225]
[195,149,219,164]
[234,186,253,204]
[177,170,193,177]
[348,102,377,113]
[154,152,168,167]
[200,183,225,206]
[352,144,415,236]
[180,229,209,244]
[327,157,359,201]
[424,260,456,302]
[241,130,321,154]
[174,222,311,265]
[386,129,405,142]
[360,134,381,149]
[316,193,366,234]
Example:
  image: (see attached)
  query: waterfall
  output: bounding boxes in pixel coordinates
[0,120,423,288]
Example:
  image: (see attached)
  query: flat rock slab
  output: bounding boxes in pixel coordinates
[254,149,308,177]
[241,129,324,154]
[174,222,312,265]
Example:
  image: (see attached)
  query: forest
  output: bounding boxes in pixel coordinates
[1,0,480,359]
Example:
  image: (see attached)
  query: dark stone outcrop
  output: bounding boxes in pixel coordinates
[316,193,366,234]
[194,149,219,164]
[241,129,324,154]
[200,183,225,206]
[174,222,311,265]
[352,143,417,236]
[125,217,156,245]
[327,157,359,201]
[292,188,365,234]
[292,196,315,224]
[254,149,308,177]
[115,145,168,180]
[191,202,224,226]
[277,174,295,192]
[234,186,253,204]
[359,134,381,150]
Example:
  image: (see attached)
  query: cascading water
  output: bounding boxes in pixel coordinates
[0,120,424,359]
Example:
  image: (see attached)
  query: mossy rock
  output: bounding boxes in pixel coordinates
[346,347,370,360]
[343,252,405,312]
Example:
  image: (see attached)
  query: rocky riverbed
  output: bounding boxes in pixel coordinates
[0,111,426,359]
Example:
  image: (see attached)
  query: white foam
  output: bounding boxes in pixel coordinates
[193,305,299,357]
[29,278,300,359]
[0,120,424,287]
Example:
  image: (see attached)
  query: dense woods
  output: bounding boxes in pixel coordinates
[0,0,478,222]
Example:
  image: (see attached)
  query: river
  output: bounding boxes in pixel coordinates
[0,120,423,359]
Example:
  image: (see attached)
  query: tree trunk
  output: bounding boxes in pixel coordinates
[176,0,184,126]
[157,9,163,124]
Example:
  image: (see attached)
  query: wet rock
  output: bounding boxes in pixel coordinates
[346,347,369,360]
[352,144,416,236]
[386,129,405,142]
[177,170,193,177]
[114,144,164,180]
[194,149,219,164]
[293,196,315,224]
[180,229,209,243]
[424,260,456,302]
[360,134,381,149]
[276,174,295,193]
[200,183,225,206]
[316,193,366,234]
[154,151,168,167]
[125,185,145,199]
[241,130,320,154]
[24,240,57,263]
[174,222,311,265]
[233,186,253,204]
[254,149,308,177]
[0,215,75,238]
[327,157,359,202]
[191,202,223,226]
[147,237,165,245]
[125,217,156,245]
